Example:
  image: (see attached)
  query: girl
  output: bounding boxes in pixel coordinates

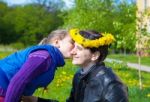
[0,29,74,102]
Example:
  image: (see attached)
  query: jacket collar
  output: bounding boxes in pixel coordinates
[79,62,105,79]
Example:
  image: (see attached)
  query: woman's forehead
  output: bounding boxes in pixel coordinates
[75,42,84,48]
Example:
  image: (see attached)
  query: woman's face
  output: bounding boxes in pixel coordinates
[70,42,94,67]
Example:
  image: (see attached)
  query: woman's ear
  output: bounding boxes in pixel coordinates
[91,51,100,61]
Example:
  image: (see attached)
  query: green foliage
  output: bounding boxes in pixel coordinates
[31,0,66,12]
[114,2,137,52]
[4,5,63,45]
[0,2,17,44]
[0,0,138,53]
[0,1,64,45]
[63,0,115,31]
[62,0,137,53]
[9,42,25,50]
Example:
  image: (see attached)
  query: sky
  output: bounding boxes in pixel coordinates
[4,0,74,7]
[5,0,32,5]
[4,0,135,7]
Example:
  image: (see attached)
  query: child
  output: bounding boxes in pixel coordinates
[0,29,74,102]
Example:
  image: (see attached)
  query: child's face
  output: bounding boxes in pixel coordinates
[59,35,74,58]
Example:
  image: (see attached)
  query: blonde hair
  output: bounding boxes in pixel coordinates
[39,29,68,45]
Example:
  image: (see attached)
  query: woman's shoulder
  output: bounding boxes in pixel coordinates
[93,65,123,86]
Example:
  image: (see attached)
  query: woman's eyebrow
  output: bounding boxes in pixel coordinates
[70,39,75,43]
[76,45,83,50]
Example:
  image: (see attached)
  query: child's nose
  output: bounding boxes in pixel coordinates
[70,48,76,55]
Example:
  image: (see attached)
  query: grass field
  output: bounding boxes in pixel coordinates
[0,52,150,102]
[108,54,150,66]
[34,60,150,102]
[0,51,13,59]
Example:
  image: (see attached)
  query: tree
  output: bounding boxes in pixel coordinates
[62,0,137,53]
[0,2,17,44]
[12,4,63,45]
[31,0,65,12]
[63,0,115,32]
[1,3,63,45]
[136,7,150,90]
[113,2,137,53]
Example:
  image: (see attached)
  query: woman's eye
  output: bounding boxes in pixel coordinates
[77,46,83,51]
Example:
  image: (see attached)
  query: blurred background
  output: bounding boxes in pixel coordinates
[0,0,150,102]
[0,0,149,55]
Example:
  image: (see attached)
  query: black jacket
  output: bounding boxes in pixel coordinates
[66,63,128,102]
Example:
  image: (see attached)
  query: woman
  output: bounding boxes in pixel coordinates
[66,29,128,102]
[0,29,74,102]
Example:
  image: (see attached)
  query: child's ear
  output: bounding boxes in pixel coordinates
[51,38,60,48]
[91,51,100,61]
[54,39,60,48]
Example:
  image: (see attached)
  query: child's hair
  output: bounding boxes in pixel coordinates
[39,29,68,45]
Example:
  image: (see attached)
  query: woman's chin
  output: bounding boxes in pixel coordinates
[72,61,80,66]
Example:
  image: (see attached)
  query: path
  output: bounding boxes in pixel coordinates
[105,58,150,72]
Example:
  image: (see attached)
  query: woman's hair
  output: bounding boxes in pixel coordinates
[39,29,68,45]
[79,30,109,62]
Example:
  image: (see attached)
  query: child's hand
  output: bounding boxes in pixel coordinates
[22,96,38,102]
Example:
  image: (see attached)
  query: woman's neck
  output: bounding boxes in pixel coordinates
[81,62,95,74]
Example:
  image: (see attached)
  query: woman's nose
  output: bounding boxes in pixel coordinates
[70,48,76,55]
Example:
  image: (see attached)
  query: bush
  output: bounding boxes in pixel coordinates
[9,42,25,50]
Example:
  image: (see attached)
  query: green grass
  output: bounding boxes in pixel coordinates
[1,52,150,102]
[34,61,150,102]
[34,59,78,101]
[108,54,150,66]
[0,51,14,59]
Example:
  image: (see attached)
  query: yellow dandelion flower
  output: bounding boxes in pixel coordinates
[62,71,66,75]
[147,93,150,97]
[69,29,115,48]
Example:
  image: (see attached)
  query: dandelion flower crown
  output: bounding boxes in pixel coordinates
[69,29,115,48]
